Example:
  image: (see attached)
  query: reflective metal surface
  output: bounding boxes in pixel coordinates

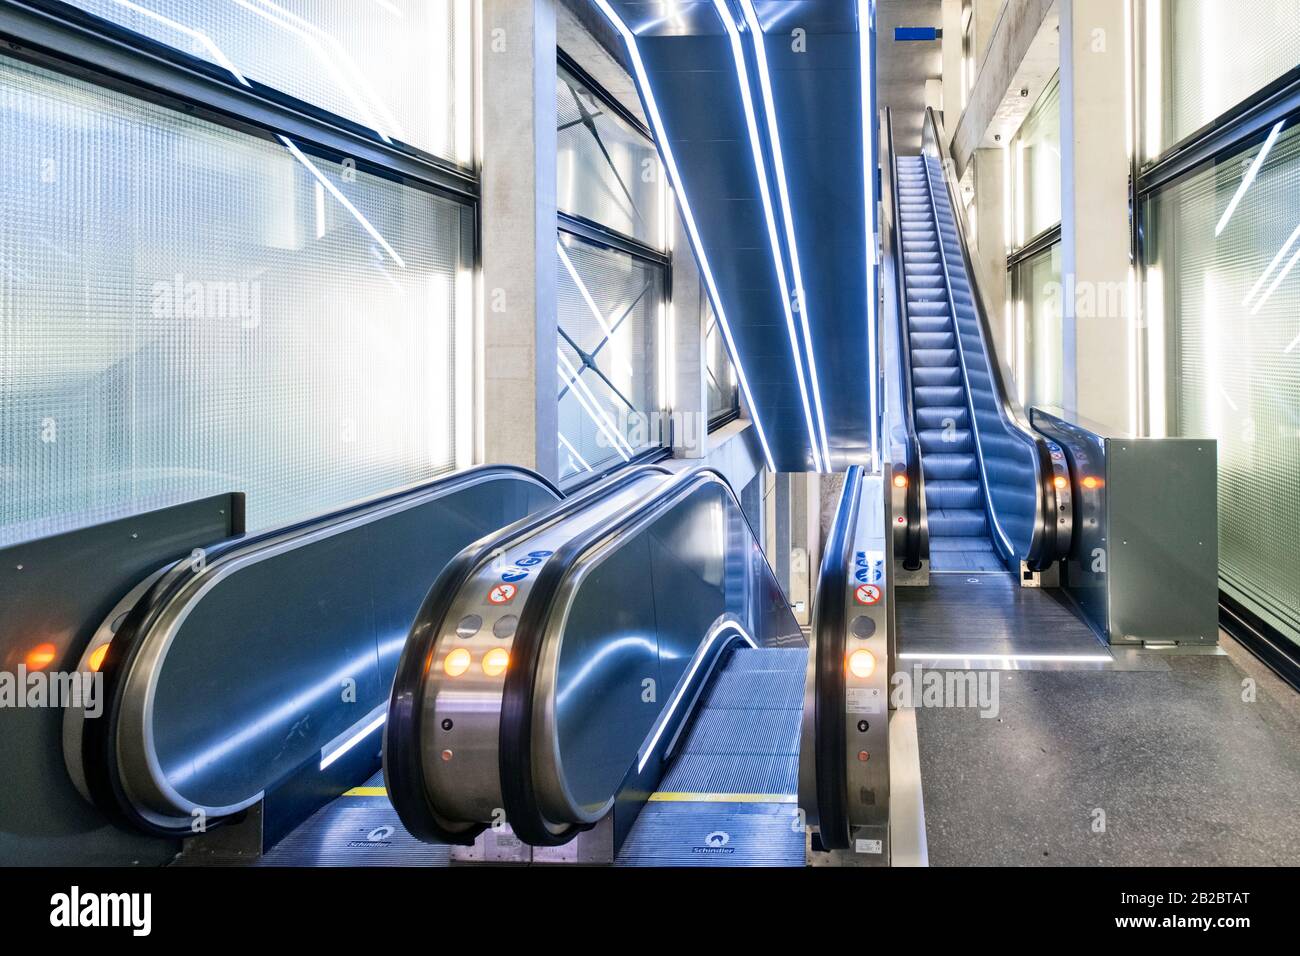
[535,471,801,825]
[1031,406,1219,646]
[393,466,803,846]
[68,467,560,831]
[880,109,928,576]
[800,467,892,860]
[594,1,874,471]
[415,470,670,828]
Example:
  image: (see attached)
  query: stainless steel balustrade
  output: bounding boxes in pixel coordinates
[880,108,928,574]
[386,466,803,847]
[63,465,561,833]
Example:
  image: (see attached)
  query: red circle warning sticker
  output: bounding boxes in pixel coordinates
[854,584,882,606]
[488,583,518,605]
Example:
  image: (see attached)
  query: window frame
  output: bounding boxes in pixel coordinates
[0,0,478,203]
[554,47,673,486]
[0,0,482,536]
[1134,44,1300,688]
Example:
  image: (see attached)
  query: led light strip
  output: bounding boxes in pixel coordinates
[559,433,593,472]
[728,0,828,472]
[1215,121,1283,237]
[637,619,757,773]
[320,707,387,771]
[109,0,250,86]
[557,241,635,377]
[592,0,775,472]
[279,136,406,268]
[1243,221,1300,308]
[237,0,406,144]
[556,351,634,459]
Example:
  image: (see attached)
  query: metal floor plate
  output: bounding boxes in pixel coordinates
[896,572,1113,668]
[619,646,807,867]
[256,773,450,867]
[616,801,804,867]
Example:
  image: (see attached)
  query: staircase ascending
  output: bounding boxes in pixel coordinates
[896,155,1003,573]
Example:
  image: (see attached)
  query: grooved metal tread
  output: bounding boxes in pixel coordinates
[617,646,808,867]
[899,154,997,571]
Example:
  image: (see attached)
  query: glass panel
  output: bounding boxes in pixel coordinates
[1012,243,1065,409]
[1152,0,1300,153]
[556,233,664,482]
[705,297,739,423]
[1012,77,1061,247]
[557,66,665,248]
[1145,118,1300,651]
[0,56,472,545]
[66,0,473,163]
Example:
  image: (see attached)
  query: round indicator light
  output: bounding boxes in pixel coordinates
[847,649,876,679]
[482,647,510,677]
[443,648,472,677]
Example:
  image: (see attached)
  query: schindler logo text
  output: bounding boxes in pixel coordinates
[50,887,151,937]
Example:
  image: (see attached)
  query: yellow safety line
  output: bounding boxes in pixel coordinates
[345,787,796,803]
[647,792,796,804]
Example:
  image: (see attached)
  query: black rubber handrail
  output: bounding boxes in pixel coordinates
[498,466,790,846]
[921,108,1069,569]
[810,465,862,850]
[881,108,926,571]
[83,464,560,836]
[384,462,672,845]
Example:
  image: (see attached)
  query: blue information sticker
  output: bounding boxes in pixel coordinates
[502,568,529,583]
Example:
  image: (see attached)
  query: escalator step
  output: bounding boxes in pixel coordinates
[673,706,801,756]
[926,508,989,537]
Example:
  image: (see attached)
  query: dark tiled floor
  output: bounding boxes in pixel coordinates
[915,653,1300,865]
[897,572,1109,658]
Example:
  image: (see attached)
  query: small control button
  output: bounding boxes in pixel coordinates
[857,720,870,733]
[492,614,518,639]
[857,751,870,762]
[850,615,876,639]
[456,614,482,639]
[441,718,454,731]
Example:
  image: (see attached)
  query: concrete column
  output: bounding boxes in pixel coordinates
[973,0,1003,65]
[480,0,558,479]
[1059,0,1133,431]
[972,147,1009,356]
[941,0,965,125]
[672,215,706,459]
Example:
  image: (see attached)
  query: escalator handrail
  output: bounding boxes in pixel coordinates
[810,464,863,849]
[499,465,799,846]
[82,463,562,835]
[880,108,926,571]
[920,107,1065,568]
[383,461,673,845]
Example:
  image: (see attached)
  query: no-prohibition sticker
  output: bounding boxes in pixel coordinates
[488,582,518,605]
[854,584,881,606]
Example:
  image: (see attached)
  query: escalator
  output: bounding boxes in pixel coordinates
[384,465,890,865]
[897,154,1002,571]
[58,465,569,862]
[55,453,892,866]
[885,107,1072,578]
[881,107,1108,664]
